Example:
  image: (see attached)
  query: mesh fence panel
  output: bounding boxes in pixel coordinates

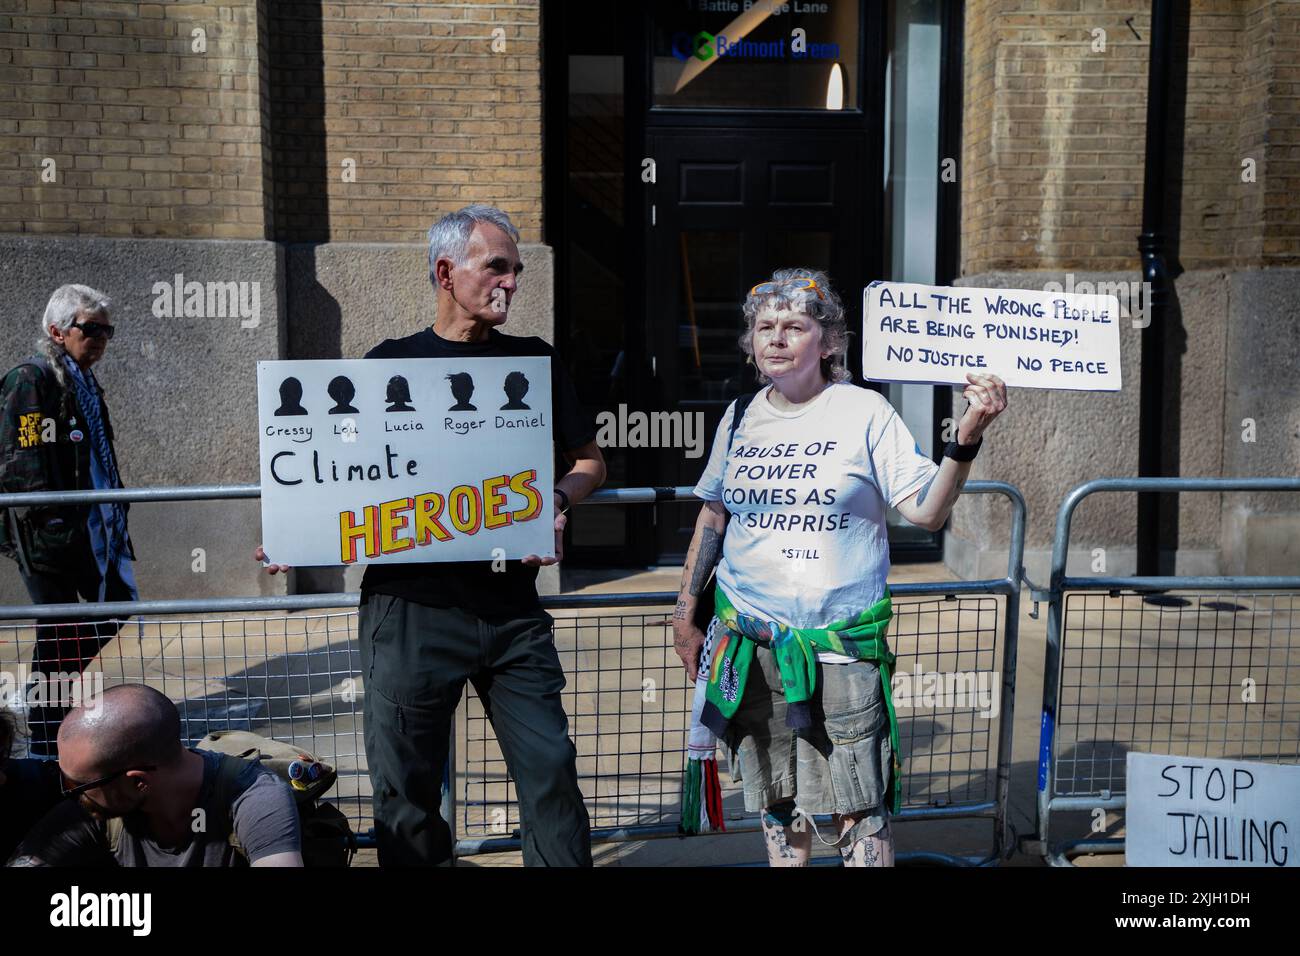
[1053,590,1300,799]
[459,595,1005,837]
[1,610,370,831]
[1,594,1012,847]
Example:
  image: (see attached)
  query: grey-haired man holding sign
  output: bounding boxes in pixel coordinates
[257,205,606,866]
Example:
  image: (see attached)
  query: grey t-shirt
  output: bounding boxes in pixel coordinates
[8,749,301,867]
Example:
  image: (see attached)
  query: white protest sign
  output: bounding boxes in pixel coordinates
[862,280,1122,391]
[1125,752,1299,867]
[257,357,554,566]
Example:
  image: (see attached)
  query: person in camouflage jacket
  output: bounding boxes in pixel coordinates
[0,284,137,757]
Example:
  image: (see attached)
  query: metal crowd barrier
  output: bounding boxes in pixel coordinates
[1035,477,1300,866]
[452,482,1027,866]
[0,481,1027,866]
[0,596,372,834]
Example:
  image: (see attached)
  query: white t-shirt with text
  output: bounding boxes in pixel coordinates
[693,383,939,663]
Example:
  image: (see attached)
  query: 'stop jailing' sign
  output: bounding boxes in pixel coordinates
[1125,752,1298,867]
[862,280,1123,391]
[256,357,554,568]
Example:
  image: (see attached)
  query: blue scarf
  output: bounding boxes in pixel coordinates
[61,355,134,598]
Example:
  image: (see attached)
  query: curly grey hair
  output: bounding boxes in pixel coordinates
[426,204,521,285]
[739,267,850,384]
[37,283,113,386]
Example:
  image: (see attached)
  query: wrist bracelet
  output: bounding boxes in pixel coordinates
[943,436,982,462]
[554,488,571,514]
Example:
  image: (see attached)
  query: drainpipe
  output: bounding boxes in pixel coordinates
[1137,0,1176,576]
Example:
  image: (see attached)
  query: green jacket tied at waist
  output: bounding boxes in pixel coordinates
[701,586,904,814]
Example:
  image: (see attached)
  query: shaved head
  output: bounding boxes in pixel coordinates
[59,684,183,775]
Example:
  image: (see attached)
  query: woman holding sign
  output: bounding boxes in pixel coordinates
[673,268,1006,866]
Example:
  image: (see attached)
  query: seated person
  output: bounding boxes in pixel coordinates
[0,705,63,861]
[7,684,302,867]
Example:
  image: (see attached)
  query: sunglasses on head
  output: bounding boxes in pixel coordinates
[748,276,826,302]
[59,763,155,798]
[71,320,115,340]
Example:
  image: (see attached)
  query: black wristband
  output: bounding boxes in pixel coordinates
[943,436,983,462]
[554,488,571,514]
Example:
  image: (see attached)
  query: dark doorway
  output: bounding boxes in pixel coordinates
[547,0,954,569]
[645,130,870,560]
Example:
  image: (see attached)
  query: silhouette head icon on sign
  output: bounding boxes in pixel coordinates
[385,375,415,412]
[327,375,359,414]
[500,370,531,410]
[446,372,477,411]
[274,377,308,416]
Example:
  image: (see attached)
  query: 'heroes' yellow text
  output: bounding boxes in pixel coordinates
[339,469,544,563]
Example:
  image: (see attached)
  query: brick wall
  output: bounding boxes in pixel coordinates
[0,0,267,238]
[13,1,1290,258]
[254,0,275,236]
[1236,0,1300,265]
[268,0,542,243]
[959,0,997,269]
[1172,0,1246,267]
[960,0,1300,274]
[0,0,543,243]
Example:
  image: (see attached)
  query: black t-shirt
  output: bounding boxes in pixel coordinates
[0,758,63,863]
[359,327,595,614]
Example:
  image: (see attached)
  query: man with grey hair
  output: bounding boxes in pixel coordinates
[0,284,138,757]
[258,204,606,866]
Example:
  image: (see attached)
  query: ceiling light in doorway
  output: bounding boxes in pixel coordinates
[826,62,844,110]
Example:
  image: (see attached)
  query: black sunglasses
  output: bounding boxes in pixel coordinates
[71,320,115,340]
[60,764,155,798]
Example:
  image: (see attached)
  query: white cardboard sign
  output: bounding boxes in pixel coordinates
[256,357,554,567]
[862,280,1123,391]
[1125,752,1300,867]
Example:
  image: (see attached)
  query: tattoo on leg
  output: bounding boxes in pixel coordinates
[762,804,810,867]
[862,837,879,866]
[839,819,894,868]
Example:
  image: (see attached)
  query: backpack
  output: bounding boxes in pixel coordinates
[107,731,356,867]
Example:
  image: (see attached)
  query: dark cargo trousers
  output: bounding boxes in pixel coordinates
[358,592,592,867]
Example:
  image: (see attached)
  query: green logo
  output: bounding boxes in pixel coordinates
[692,31,715,62]
[671,30,716,63]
